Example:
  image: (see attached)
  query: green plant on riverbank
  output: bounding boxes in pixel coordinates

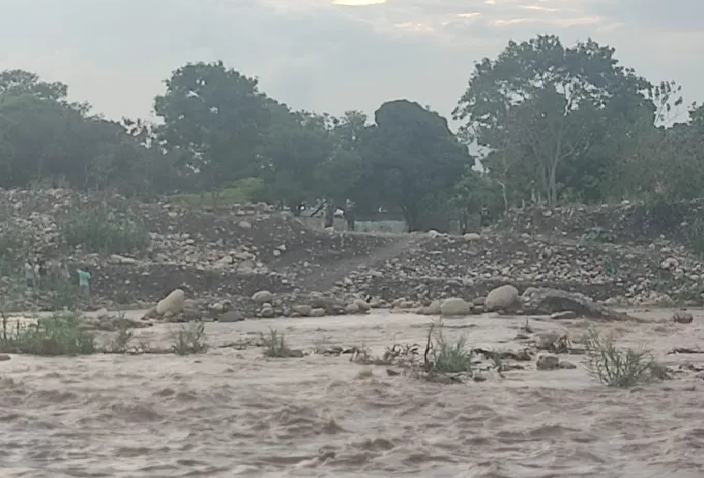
[107,316,134,353]
[261,328,301,358]
[0,312,95,356]
[171,320,208,355]
[583,327,657,387]
[430,321,474,374]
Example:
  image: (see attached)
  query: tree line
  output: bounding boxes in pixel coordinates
[0,34,702,231]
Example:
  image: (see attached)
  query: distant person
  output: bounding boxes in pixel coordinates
[33,260,42,289]
[76,268,91,300]
[24,259,35,290]
[344,199,356,231]
[480,206,490,228]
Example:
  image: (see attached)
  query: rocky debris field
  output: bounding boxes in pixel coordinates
[1,188,704,322]
[493,199,704,245]
[0,188,402,310]
[340,231,704,306]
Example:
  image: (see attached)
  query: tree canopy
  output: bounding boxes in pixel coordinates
[0,34,701,231]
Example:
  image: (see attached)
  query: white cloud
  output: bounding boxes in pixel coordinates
[0,0,700,123]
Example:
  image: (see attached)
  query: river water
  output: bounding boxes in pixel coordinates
[1,309,703,477]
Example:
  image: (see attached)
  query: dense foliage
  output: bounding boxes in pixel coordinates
[0,35,701,230]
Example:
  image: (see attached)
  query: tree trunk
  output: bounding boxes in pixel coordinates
[498,180,508,213]
[324,199,334,228]
[402,206,420,232]
[548,159,559,207]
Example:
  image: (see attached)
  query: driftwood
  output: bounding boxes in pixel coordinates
[668,347,704,355]
[522,287,643,322]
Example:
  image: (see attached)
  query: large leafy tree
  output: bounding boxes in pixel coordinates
[364,99,472,231]
[454,35,653,207]
[259,102,335,214]
[313,110,368,218]
[154,61,272,190]
[0,69,172,194]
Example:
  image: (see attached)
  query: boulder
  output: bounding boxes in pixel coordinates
[345,303,361,314]
[485,285,520,312]
[156,289,185,316]
[522,287,640,321]
[252,290,273,304]
[292,304,313,317]
[440,297,471,316]
[425,300,442,315]
[536,353,560,370]
[260,304,275,318]
[219,310,244,323]
[354,299,372,312]
[671,311,693,324]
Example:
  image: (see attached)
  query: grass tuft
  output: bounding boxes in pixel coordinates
[0,312,95,356]
[582,327,657,387]
[432,333,474,374]
[261,328,300,357]
[171,321,208,355]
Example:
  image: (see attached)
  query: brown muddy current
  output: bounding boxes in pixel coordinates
[1,310,704,477]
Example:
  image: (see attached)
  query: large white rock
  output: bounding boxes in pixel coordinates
[425,300,442,315]
[252,290,273,304]
[156,288,185,316]
[440,297,472,316]
[485,285,520,312]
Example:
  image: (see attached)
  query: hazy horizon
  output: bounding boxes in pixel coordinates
[1,0,701,123]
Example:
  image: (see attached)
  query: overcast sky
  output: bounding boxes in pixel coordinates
[0,0,701,124]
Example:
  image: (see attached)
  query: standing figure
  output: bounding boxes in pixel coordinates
[77,268,91,300]
[344,198,356,232]
[23,259,35,290]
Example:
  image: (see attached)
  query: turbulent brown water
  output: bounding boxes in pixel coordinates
[1,310,704,477]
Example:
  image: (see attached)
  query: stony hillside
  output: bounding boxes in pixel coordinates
[342,232,704,306]
[491,199,704,245]
[0,189,402,310]
[1,189,703,316]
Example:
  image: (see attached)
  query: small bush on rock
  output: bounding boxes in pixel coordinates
[583,327,656,387]
[60,202,150,254]
[0,312,96,356]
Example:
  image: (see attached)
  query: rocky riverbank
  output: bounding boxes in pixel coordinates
[1,189,704,320]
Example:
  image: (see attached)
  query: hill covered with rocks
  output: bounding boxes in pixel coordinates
[1,189,703,318]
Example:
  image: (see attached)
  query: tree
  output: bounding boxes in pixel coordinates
[154,61,272,191]
[454,35,653,207]
[0,69,172,195]
[312,110,368,226]
[364,100,472,231]
[0,69,68,102]
[259,103,335,214]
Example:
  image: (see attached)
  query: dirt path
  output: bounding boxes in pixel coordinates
[288,233,430,292]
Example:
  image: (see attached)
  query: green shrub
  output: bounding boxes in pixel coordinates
[0,312,96,356]
[261,328,298,357]
[106,315,134,353]
[60,202,150,254]
[169,177,269,210]
[583,327,656,387]
[433,333,474,374]
[171,321,208,355]
[44,275,82,311]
